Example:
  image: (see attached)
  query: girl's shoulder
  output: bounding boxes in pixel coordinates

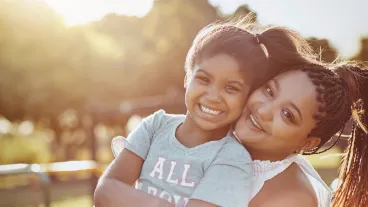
[144,110,185,131]
[152,109,185,122]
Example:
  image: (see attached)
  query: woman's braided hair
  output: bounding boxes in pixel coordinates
[292,63,368,207]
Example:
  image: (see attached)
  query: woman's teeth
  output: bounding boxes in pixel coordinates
[250,114,263,130]
[200,104,222,116]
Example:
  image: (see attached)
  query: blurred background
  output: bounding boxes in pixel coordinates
[0,0,367,206]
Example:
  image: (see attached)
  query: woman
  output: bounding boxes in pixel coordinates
[111,62,368,207]
[233,62,368,207]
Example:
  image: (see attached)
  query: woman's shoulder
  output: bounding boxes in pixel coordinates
[251,163,318,207]
[273,163,317,205]
[261,189,317,207]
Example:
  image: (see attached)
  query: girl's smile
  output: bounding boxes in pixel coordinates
[184,53,250,132]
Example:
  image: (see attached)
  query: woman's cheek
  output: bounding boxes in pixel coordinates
[275,123,299,142]
[273,117,291,138]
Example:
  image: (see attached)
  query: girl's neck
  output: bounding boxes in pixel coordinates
[176,114,230,148]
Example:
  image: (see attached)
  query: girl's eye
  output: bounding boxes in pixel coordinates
[282,109,295,122]
[225,86,240,93]
[265,84,274,97]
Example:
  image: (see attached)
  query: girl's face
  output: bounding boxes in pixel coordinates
[185,53,251,131]
[234,70,321,160]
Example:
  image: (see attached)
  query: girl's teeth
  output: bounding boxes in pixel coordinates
[200,105,222,115]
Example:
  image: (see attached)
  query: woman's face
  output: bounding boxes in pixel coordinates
[234,70,321,160]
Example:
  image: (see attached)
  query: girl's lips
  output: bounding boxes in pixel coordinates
[199,104,223,116]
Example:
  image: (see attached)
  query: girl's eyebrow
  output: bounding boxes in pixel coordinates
[228,80,244,87]
[198,69,245,85]
[271,79,280,91]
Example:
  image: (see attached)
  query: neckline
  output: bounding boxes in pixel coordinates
[252,154,298,176]
[169,121,231,153]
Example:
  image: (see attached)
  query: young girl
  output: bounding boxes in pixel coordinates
[94,19,317,207]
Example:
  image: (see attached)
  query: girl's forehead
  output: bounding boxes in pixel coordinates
[195,54,241,73]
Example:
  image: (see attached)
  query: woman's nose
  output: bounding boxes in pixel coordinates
[257,102,273,122]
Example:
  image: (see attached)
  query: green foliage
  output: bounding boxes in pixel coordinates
[1,0,367,123]
[0,135,51,164]
[0,0,367,166]
[0,0,220,122]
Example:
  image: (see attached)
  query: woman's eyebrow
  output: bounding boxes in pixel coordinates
[289,101,303,121]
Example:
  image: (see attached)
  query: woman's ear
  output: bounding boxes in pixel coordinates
[301,136,321,151]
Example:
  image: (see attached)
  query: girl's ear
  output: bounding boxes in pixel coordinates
[184,74,189,89]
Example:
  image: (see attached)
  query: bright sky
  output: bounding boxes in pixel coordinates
[45,0,368,58]
[44,0,153,24]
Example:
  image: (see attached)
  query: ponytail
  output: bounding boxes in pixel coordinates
[333,64,368,207]
[260,26,318,71]
[227,14,319,78]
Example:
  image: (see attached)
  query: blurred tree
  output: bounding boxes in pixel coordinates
[0,0,222,161]
[351,38,368,61]
[2,0,362,163]
[232,5,256,19]
[0,0,63,120]
[307,38,338,63]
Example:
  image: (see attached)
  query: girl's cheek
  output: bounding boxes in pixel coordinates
[232,95,246,106]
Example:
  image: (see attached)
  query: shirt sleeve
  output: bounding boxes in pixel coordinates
[111,135,126,157]
[122,109,166,160]
[190,138,253,207]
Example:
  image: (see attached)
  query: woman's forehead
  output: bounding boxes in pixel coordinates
[276,70,318,116]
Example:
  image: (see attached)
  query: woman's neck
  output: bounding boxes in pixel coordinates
[176,114,230,148]
[247,147,293,162]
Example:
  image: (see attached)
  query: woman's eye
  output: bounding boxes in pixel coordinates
[196,76,209,83]
[282,109,294,122]
[265,85,274,97]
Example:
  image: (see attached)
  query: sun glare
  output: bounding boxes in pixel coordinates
[45,0,153,26]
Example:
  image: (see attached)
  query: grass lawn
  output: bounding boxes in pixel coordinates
[51,195,92,207]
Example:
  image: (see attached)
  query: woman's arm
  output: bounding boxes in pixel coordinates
[94,149,173,207]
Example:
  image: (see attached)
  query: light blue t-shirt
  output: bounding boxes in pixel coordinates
[116,110,252,207]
